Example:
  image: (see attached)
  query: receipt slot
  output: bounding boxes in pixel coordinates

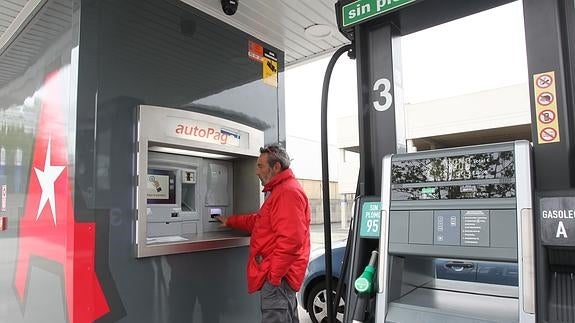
[135,105,264,257]
[375,141,536,323]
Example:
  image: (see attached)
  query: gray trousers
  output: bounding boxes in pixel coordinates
[260,279,299,323]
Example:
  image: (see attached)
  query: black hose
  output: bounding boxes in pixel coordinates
[333,216,355,320]
[335,179,361,322]
[321,43,353,323]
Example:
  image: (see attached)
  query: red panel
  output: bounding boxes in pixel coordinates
[14,70,109,322]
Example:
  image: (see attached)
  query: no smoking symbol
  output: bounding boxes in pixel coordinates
[536,74,553,88]
[540,127,557,142]
[537,92,554,106]
[539,110,555,124]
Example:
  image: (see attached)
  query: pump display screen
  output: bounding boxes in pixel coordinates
[147,169,176,205]
[392,151,514,184]
[391,151,516,200]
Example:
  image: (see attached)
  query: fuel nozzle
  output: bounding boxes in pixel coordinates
[354,250,378,295]
[352,250,378,323]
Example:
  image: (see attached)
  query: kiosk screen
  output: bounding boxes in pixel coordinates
[147,169,176,205]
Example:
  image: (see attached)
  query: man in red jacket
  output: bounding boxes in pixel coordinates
[216,144,311,323]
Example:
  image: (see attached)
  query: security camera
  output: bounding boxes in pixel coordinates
[221,0,238,16]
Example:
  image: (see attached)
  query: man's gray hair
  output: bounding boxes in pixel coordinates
[260,144,291,170]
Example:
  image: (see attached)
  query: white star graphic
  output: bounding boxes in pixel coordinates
[34,136,65,224]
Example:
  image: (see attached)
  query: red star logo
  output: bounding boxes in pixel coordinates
[14,70,109,322]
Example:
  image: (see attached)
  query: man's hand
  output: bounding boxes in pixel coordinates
[215,215,230,226]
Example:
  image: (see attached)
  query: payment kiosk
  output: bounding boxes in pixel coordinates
[135,105,264,257]
[376,141,535,322]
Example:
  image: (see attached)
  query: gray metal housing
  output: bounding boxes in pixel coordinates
[376,141,535,323]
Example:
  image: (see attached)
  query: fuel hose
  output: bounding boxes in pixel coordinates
[320,43,353,323]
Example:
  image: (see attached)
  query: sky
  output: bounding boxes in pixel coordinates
[284,1,528,180]
[400,1,528,103]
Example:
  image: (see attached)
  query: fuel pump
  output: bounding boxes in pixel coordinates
[375,141,535,323]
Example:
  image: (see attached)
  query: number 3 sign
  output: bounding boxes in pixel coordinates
[373,78,393,111]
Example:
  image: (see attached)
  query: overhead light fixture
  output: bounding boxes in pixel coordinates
[304,24,333,39]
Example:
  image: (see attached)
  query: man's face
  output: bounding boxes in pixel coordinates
[256,153,280,186]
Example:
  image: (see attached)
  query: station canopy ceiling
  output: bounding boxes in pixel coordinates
[0,0,350,69]
[0,0,517,72]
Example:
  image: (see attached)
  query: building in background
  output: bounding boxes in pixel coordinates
[286,1,529,226]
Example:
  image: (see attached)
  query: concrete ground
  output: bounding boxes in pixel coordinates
[310,222,350,249]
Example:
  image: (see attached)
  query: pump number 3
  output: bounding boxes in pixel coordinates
[373,78,393,111]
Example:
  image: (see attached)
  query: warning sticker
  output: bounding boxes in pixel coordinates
[536,74,553,89]
[533,71,560,144]
[540,127,558,142]
[538,110,555,124]
[263,58,278,87]
[248,40,263,62]
[537,92,554,106]
[262,48,278,87]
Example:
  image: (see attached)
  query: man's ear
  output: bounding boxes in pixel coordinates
[273,162,282,173]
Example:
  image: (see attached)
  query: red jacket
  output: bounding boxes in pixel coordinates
[227,168,311,293]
